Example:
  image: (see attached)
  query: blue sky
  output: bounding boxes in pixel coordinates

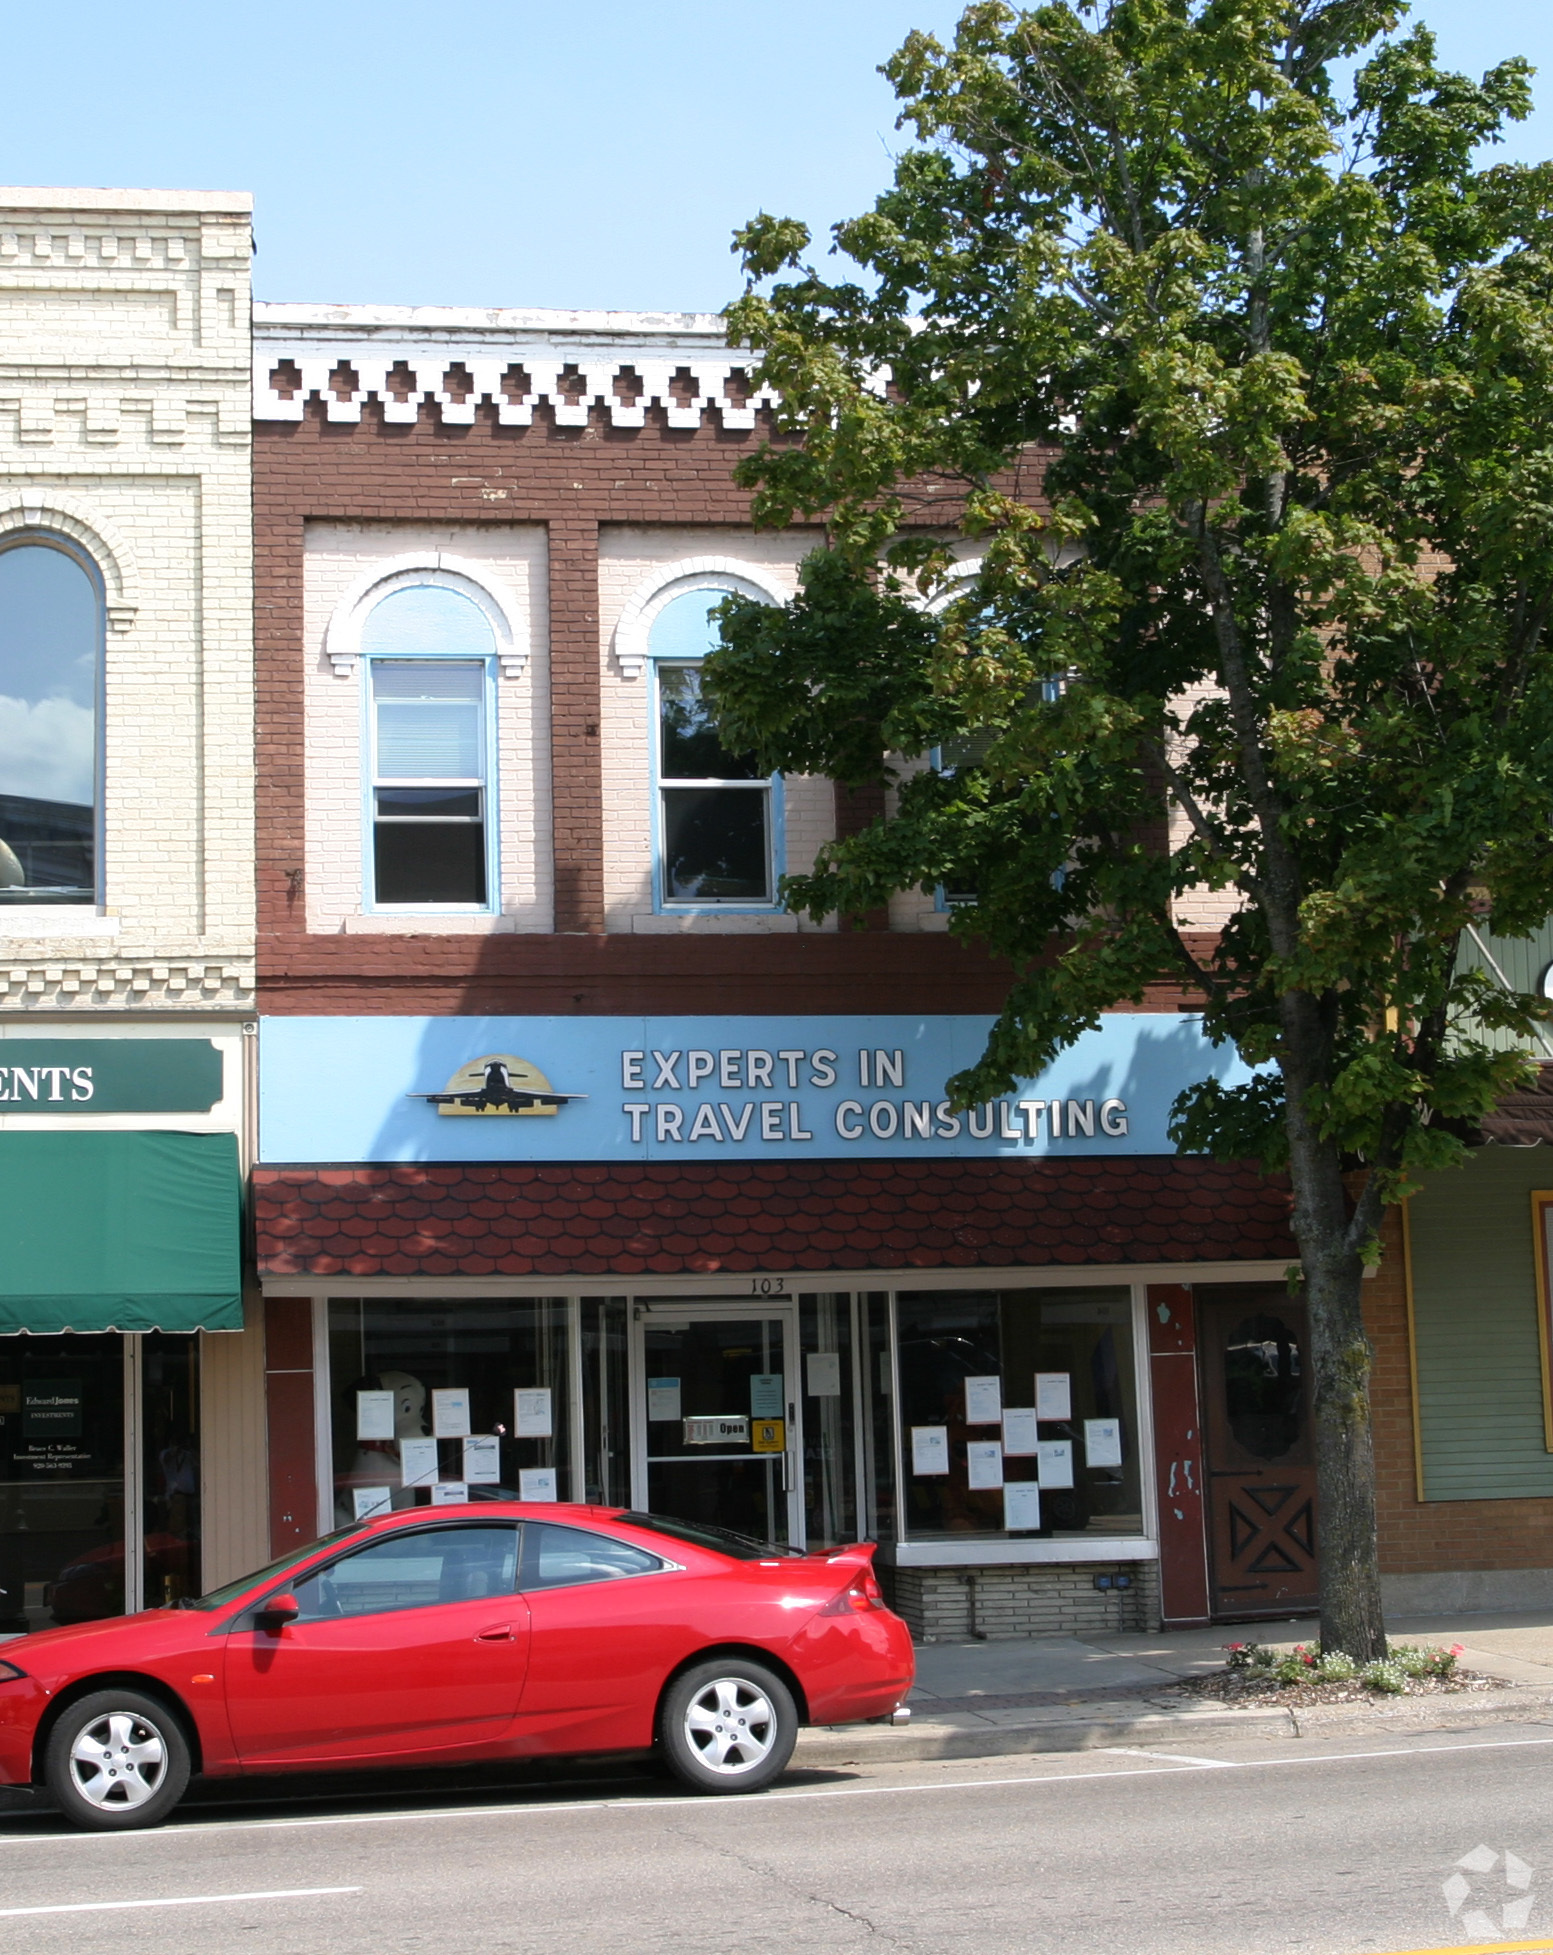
[0,1,1546,315]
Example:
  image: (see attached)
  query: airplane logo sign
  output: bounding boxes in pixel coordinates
[408,1053,586,1118]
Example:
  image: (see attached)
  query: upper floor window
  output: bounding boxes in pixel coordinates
[651,590,776,908]
[362,584,496,911]
[0,538,100,905]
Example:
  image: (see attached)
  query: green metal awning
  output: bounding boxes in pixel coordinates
[0,1131,242,1334]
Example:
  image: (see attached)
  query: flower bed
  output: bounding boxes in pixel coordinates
[1173,1640,1496,1707]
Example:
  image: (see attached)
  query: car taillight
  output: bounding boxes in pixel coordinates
[821,1569,885,1614]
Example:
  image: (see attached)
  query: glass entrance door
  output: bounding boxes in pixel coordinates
[630,1305,803,1549]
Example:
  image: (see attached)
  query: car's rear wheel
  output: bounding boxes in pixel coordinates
[44,1689,191,1831]
[658,1658,797,1794]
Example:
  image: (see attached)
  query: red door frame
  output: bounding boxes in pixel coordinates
[1147,1284,1211,1625]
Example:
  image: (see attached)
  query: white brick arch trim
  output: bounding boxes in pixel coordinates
[921,556,987,615]
[0,497,139,632]
[612,558,791,679]
[322,552,529,680]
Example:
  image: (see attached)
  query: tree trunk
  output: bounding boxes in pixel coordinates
[1282,1093,1388,1659]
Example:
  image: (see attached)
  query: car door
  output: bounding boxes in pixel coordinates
[514,1521,691,1755]
[221,1521,528,1767]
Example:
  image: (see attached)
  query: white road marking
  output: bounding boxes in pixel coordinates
[7,1728,1553,1845]
[1106,1748,1235,1768]
[0,1885,359,1918]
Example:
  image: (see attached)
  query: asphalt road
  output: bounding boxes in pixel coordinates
[5,1725,1553,1954]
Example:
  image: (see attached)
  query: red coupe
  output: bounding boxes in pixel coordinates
[0,1504,914,1830]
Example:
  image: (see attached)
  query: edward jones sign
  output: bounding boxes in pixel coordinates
[258,1014,1256,1164]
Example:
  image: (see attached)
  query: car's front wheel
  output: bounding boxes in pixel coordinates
[658,1658,797,1794]
[44,1689,191,1831]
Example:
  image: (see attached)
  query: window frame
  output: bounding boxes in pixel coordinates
[647,623,784,916]
[0,530,106,908]
[358,597,500,915]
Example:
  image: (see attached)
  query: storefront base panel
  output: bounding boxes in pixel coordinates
[884,1560,1160,1642]
[1381,1568,1553,1615]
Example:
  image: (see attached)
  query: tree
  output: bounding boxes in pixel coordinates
[705,0,1553,1657]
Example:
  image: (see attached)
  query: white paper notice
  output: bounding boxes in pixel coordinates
[431,1388,471,1439]
[463,1434,500,1484]
[966,1439,1004,1490]
[1085,1418,1124,1467]
[352,1485,392,1520]
[355,1390,394,1441]
[1037,1439,1076,1488]
[806,1352,842,1398]
[750,1372,783,1417]
[519,1467,558,1502]
[399,1436,438,1488]
[1035,1372,1073,1422]
[964,1375,1003,1425]
[647,1378,681,1422]
[1004,1482,1042,1531]
[911,1425,949,1475]
[1002,1407,1039,1456]
[430,1481,469,1506]
[514,1388,553,1439]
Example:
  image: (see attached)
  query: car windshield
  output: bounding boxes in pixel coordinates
[615,1512,801,1561]
[178,1524,368,1610]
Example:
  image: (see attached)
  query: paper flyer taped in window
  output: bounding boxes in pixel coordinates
[966,1438,1004,1490]
[463,1434,501,1484]
[1035,1373,1072,1422]
[1084,1417,1124,1467]
[911,1425,949,1475]
[750,1372,783,1417]
[1003,1482,1042,1531]
[647,1378,681,1422]
[352,1485,393,1520]
[515,1388,553,1438]
[519,1467,558,1502]
[398,1436,438,1487]
[806,1352,842,1398]
[964,1375,1002,1425]
[430,1481,469,1506]
[1037,1438,1076,1488]
[1002,1407,1039,1455]
[355,1390,395,1442]
[431,1387,471,1439]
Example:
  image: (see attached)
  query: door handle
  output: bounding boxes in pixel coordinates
[476,1624,514,1641]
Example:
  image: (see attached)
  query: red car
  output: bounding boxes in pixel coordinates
[0,1504,914,1830]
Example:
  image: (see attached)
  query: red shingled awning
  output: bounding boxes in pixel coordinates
[253,1157,1296,1281]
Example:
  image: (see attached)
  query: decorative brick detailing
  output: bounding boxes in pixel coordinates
[0,962,254,1009]
[610,555,792,678]
[884,1561,1160,1640]
[253,1157,1296,1280]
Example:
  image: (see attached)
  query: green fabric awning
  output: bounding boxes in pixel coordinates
[0,1131,242,1334]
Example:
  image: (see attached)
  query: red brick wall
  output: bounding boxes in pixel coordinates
[253,399,1206,1019]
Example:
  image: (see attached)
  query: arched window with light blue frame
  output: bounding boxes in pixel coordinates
[0,536,102,905]
[360,581,498,909]
[649,587,779,908]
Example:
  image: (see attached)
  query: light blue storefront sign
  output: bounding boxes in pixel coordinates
[258,1014,1253,1164]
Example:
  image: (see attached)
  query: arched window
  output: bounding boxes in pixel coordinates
[0,538,101,905]
[649,588,777,908]
[361,583,497,909]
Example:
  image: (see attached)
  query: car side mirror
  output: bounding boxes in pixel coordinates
[254,1592,300,1630]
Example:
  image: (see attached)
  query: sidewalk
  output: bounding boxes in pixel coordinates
[796,1611,1553,1767]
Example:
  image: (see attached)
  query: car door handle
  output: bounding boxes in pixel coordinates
[476,1624,514,1641]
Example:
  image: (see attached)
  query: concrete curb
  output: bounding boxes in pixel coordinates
[794,1685,1553,1766]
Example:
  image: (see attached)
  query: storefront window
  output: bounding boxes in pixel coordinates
[141,1333,201,1606]
[800,1293,857,1549]
[327,1299,572,1521]
[895,1286,1142,1540]
[0,1333,125,1631]
[580,1297,629,1508]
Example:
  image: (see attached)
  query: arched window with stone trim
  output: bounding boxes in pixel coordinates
[0,534,102,905]
[648,586,780,909]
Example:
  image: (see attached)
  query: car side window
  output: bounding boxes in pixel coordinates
[520,1523,663,1592]
[289,1524,518,1621]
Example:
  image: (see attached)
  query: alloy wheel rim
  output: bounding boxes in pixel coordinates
[683,1676,776,1774]
[68,1711,167,1810]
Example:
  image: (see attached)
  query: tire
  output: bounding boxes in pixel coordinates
[44,1689,191,1831]
[658,1658,797,1795]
